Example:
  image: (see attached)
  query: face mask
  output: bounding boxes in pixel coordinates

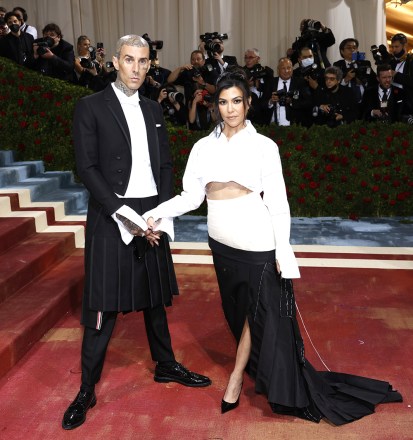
[301,57,314,68]
[9,23,20,33]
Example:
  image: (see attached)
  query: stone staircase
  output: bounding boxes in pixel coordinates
[0,150,88,379]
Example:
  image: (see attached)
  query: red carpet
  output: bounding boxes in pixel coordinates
[0,258,411,439]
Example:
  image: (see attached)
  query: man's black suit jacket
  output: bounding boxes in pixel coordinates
[360,85,403,122]
[74,84,173,220]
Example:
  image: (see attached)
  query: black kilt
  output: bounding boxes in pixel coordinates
[81,196,178,327]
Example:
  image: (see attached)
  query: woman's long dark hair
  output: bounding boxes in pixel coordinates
[213,67,252,128]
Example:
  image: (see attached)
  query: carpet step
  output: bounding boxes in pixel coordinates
[0,231,76,305]
[0,150,89,216]
[0,217,36,254]
[0,249,84,379]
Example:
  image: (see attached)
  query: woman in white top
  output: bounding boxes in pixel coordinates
[144,69,401,424]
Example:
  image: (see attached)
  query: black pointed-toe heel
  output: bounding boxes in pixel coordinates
[221,396,240,414]
[221,382,243,414]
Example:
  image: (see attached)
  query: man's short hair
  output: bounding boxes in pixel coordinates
[12,6,27,22]
[391,33,407,45]
[4,12,19,23]
[377,64,392,75]
[325,66,343,82]
[42,23,62,38]
[339,38,359,56]
[115,35,149,59]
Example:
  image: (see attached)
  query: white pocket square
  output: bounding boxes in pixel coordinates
[156,124,161,127]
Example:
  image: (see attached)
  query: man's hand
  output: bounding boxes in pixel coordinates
[116,213,145,236]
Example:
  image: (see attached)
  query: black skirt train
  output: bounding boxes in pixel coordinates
[209,237,402,425]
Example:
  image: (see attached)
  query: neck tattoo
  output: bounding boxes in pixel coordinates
[114,79,138,97]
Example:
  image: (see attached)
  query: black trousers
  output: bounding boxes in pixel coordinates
[80,305,175,392]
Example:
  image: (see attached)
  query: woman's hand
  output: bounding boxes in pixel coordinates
[276,260,281,274]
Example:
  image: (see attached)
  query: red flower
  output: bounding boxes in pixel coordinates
[343,140,350,147]
[325,164,333,172]
[55,101,62,107]
[284,151,292,159]
[43,153,54,163]
[287,132,295,141]
[354,151,362,159]
[32,121,39,129]
[402,140,409,147]
[392,180,401,187]
[299,183,306,190]
[179,148,190,155]
[34,138,41,145]
[341,175,348,182]
[303,171,312,180]
[361,144,369,151]
[311,149,318,157]
[295,144,303,151]
[359,127,367,135]
[17,71,24,79]
[389,200,396,206]
[371,128,378,137]
[363,197,372,203]
[20,121,28,128]
[64,95,72,101]
[326,195,334,203]
[276,139,283,146]
[17,98,24,106]
[309,181,318,189]
[298,197,305,204]
[170,135,177,142]
[360,181,368,187]
[386,136,393,143]
[299,162,307,169]
[346,193,354,200]
[393,129,401,137]
[371,185,380,192]
[181,135,187,142]
[349,213,359,220]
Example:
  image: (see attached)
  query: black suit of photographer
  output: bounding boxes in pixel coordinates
[208,55,238,75]
[173,67,218,105]
[0,30,34,67]
[391,54,413,115]
[263,75,313,127]
[313,84,358,128]
[34,38,75,82]
[360,85,403,123]
[244,65,274,125]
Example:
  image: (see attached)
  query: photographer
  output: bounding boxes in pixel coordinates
[361,64,403,123]
[12,6,37,39]
[167,49,219,104]
[74,35,113,91]
[0,16,9,39]
[141,59,171,100]
[289,18,335,68]
[187,84,215,131]
[333,38,376,105]
[390,33,413,117]
[155,83,187,126]
[199,32,238,75]
[243,48,274,125]
[266,57,313,127]
[33,23,75,83]
[0,11,34,67]
[313,66,358,128]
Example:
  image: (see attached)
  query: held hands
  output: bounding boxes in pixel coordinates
[116,214,162,247]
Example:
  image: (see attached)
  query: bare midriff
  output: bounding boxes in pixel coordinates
[206,181,252,200]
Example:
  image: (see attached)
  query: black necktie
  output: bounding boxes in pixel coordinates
[283,81,287,93]
[381,88,388,102]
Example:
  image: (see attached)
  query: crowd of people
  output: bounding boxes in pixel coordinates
[1,8,412,129]
[0,7,413,130]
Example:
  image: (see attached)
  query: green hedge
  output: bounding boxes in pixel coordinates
[2,57,412,218]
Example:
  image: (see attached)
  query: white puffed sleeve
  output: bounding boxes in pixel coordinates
[260,137,300,279]
[143,140,207,240]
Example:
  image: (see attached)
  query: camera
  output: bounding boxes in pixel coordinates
[273,89,295,106]
[96,42,104,49]
[142,33,163,61]
[164,85,184,104]
[402,114,413,124]
[346,52,372,84]
[300,62,321,80]
[245,64,267,80]
[370,44,393,66]
[105,61,114,69]
[198,89,212,104]
[200,32,228,58]
[304,19,322,32]
[34,36,55,55]
[191,64,213,79]
[79,46,97,69]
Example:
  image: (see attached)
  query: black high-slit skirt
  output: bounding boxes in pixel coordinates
[209,237,402,425]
